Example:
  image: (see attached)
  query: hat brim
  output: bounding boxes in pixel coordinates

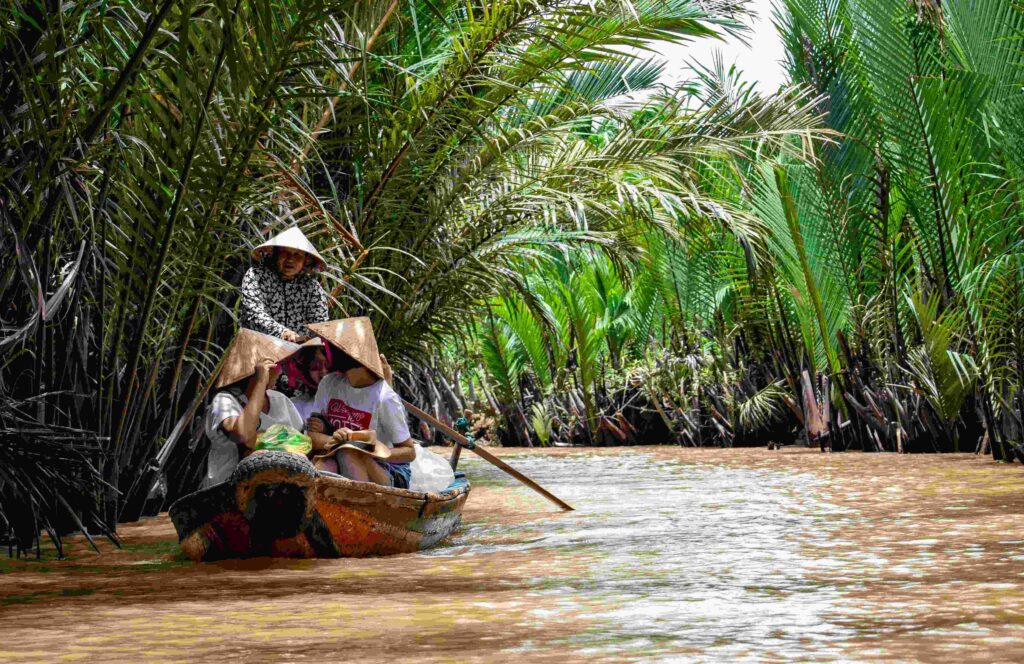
[335,440,393,460]
[313,433,393,462]
[307,318,385,380]
[320,340,385,381]
[251,226,328,272]
[215,329,304,389]
[251,246,326,272]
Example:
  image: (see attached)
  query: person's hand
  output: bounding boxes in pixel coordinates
[380,353,393,385]
[332,427,354,443]
[307,416,325,434]
[254,359,280,386]
[282,329,302,343]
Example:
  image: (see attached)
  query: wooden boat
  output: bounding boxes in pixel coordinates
[168,450,470,560]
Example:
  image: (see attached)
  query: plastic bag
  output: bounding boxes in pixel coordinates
[408,444,455,493]
[255,424,312,455]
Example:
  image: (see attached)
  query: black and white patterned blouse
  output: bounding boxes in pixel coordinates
[239,264,329,338]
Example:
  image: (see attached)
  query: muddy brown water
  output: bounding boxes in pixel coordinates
[3,447,1024,662]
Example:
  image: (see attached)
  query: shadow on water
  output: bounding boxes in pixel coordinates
[3,447,1024,662]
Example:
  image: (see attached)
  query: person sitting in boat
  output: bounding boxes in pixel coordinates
[240,226,329,344]
[304,317,416,489]
[277,341,331,421]
[202,329,304,488]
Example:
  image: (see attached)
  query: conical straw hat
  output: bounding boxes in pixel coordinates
[313,430,392,463]
[307,317,384,379]
[251,226,327,272]
[215,328,304,388]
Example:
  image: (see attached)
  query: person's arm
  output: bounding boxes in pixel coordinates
[312,281,329,323]
[388,437,416,463]
[206,393,242,447]
[240,267,288,338]
[377,388,415,462]
[221,360,278,449]
[301,280,330,339]
[306,376,336,451]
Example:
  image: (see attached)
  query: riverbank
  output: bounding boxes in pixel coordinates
[3,447,1024,662]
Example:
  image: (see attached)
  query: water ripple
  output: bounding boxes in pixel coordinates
[432,453,857,660]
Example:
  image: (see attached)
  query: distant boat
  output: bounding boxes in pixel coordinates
[169,450,470,560]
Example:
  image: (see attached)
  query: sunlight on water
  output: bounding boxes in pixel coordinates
[3,447,1024,662]
[441,454,854,661]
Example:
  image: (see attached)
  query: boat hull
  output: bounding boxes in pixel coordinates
[168,451,470,560]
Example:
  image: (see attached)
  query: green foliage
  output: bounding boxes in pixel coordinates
[904,293,979,424]
[7,0,1023,555]
[736,381,788,433]
[770,0,1023,454]
[5,0,813,542]
[465,0,1024,455]
[529,402,555,447]
[2,0,378,543]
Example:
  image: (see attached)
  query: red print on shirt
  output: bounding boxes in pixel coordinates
[326,398,372,431]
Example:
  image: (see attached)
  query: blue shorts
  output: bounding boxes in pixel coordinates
[375,461,411,489]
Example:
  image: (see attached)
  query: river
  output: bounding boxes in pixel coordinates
[3,447,1024,662]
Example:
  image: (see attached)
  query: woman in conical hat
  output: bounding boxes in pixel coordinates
[304,317,416,489]
[239,226,329,345]
[276,337,332,421]
[202,329,304,488]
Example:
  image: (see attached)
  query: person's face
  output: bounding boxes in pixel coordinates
[344,366,376,387]
[276,247,308,280]
[308,349,328,383]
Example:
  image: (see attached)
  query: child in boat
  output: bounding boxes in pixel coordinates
[203,329,304,488]
[304,317,416,489]
[240,226,329,344]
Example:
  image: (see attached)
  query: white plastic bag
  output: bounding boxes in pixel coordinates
[408,443,455,493]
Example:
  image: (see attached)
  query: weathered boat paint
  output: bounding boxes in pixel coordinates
[169,453,470,561]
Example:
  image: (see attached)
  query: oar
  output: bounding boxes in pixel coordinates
[403,400,574,512]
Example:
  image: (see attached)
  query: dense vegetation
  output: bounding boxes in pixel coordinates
[1,0,1021,552]
[443,0,1024,460]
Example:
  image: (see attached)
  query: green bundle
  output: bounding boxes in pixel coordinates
[255,425,312,455]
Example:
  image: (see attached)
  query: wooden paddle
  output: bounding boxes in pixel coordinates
[403,400,574,512]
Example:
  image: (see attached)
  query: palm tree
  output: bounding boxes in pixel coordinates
[1,0,387,541]
[769,0,1024,453]
[295,0,822,352]
[1,0,825,549]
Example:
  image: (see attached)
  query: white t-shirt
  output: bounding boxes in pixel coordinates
[202,389,303,487]
[290,393,317,423]
[310,373,411,448]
